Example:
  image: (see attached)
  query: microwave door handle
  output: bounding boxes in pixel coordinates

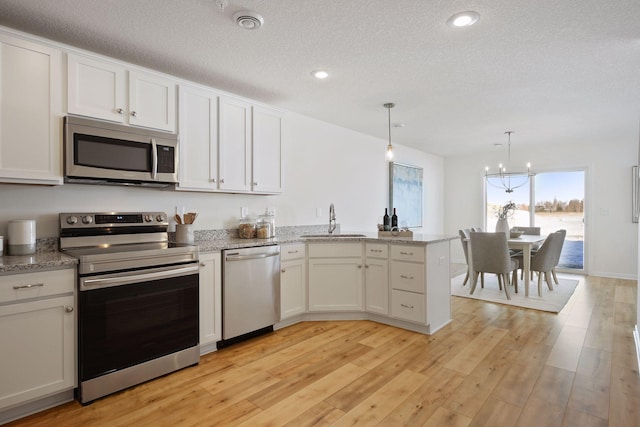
[151,137,158,179]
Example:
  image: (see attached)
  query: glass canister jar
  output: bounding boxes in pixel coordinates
[257,211,275,239]
[238,217,256,239]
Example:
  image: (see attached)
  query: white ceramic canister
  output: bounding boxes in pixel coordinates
[175,224,195,244]
[8,219,36,255]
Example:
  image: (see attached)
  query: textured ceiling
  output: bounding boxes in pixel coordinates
[0,0,639,157]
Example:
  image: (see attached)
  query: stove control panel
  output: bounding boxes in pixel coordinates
[60,212,169,230]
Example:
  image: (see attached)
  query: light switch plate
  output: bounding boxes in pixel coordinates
[241,207,248,217]
[316,207,322,217]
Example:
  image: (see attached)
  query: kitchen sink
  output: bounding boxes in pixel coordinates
[302,233,367,238]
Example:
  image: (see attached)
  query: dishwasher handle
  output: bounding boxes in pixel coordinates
[225,251,280,262]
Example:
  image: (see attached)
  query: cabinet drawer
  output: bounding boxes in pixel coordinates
[390,245,425,262]
[390,261,425,293]
[308,243,361,258]
[365,243,388,259]
[281,243,306,261]
[0,269,75,304]
[391,289,426,324]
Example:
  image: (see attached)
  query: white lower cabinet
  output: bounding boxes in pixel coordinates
[0,269,75,412]
[0,33,63,185]
[308,243,363,312]
[280,244,306,320]
[364,243,389,315]
[390,244,427,324]
[198,252,222,353]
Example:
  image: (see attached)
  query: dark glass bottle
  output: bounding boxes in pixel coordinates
[391,208,398,228]
[383,208,390,231]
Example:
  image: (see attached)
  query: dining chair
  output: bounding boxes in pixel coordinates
[550,229,566,284]
[512,230,564,297]
[469,231,519,300]
[458,229,471,286]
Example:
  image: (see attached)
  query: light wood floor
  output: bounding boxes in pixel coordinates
[7,272,639,426]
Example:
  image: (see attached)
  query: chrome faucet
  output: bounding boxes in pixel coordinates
[328,203,336,234]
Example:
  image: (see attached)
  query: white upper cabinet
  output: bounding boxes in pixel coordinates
[0,33,63,185]
[177,84,219,191]
[218,95,252,192]
[252,105,283,194]
[67,53,176,132]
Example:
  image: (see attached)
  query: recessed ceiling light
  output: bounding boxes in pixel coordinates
[311,70,329,79]
[447,11,480,28]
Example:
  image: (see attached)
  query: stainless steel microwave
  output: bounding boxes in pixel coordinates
[64,115,179,187]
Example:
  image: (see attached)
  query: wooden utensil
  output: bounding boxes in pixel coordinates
[174,214,182,224]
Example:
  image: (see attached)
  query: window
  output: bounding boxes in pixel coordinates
[485,170,585,271]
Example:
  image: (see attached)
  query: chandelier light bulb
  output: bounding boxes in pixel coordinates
[386,144,394,160]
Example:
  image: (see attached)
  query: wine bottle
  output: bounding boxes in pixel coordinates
[383,208,390,231]
[391,208,398,228]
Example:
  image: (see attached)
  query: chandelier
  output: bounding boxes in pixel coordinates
[485,131,534,193]
[384,103,395,160]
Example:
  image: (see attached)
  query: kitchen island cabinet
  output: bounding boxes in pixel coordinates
[364,243,389,315]
[308,243,363,312]
[0,32,63,185]
[0,269,76,423]
[280,243,306,320]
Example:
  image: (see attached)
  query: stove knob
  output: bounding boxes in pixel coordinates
[156,214,165,223]
[144,215,153,222]
[82,215,93,225]
[66,215,78,225]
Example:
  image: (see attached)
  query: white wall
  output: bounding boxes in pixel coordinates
[445,139,638,279]
[0,112,444,239]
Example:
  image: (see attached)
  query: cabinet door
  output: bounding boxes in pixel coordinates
[308,258,363,311]
[177,84,219,191]
[0,35,62,184]
[218,96,251,192]
[252,106,282,194]
[280,258,306,319]
[129,70,177,131]
[199,253,222,351]
[0,295,75,410]
[67,53,126,123]
[365,258,389,315]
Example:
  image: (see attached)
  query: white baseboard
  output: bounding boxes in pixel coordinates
[634,325,640,375]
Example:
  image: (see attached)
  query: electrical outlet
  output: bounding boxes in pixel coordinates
[316,207,322,217]
[241,207,248,217]
[267,207,276,216]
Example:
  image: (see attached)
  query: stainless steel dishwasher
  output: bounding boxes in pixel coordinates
[222,245,280,345]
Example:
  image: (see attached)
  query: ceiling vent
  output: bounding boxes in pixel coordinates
[233,11,264,30]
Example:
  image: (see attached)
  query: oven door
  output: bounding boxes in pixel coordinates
[78,263,199,382]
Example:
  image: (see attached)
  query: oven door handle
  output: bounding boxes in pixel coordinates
[81,264,199,290]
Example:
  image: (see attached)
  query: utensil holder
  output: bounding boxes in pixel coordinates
[175,224,194,244]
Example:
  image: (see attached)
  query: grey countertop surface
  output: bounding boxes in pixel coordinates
[0,232,456,273]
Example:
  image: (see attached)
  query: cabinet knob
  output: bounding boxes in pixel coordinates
[200,262,206,267]
[281,268,286,273]
[65,306,74,313]
[131,111,137,117]
[253,181,258,186]
[220,178,225,184]
[357,265,362,269]
[211,178,216,183]
[365,265,369,268]
[116,108,125,114]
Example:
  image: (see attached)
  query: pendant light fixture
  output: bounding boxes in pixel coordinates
[384,103,395,161]
[485,131,534,193]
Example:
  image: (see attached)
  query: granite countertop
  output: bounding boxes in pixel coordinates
[0,231,456,272]
[0,251,78,274]
[196,232,456,253]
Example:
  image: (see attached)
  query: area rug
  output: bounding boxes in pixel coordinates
[451,273,579,313]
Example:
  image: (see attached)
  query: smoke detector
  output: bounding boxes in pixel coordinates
[233,11,264,30]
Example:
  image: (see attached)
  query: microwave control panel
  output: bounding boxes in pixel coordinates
[157,145,175,173]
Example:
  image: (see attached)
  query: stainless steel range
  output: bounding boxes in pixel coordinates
[59,212,200,404]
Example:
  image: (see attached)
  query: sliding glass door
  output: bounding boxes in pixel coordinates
[485,170,585,272]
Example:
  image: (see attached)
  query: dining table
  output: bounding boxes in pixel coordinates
[467,234,547,297]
